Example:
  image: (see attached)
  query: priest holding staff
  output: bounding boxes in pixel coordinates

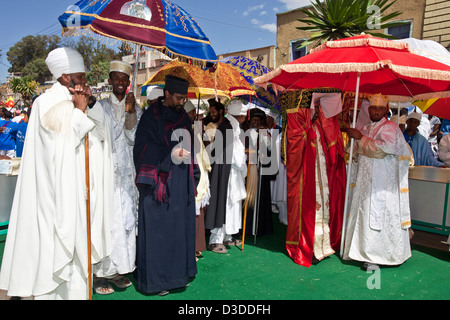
[0,47,113,299]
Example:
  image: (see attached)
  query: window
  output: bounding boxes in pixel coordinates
[290,39,307,61]
[387,21,412,39]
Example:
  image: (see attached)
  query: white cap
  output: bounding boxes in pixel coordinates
[146,86,164,100]
[184,100,196,113]
[228,100,249,116]
[110,60,132,76]
[45,47,86,80]
[407,112,422,122]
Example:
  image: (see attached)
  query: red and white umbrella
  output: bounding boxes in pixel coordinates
[254,34,450,257]
[255,34,450,102]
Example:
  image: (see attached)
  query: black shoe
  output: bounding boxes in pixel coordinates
[158,290,169,296]
[362,262,379,271]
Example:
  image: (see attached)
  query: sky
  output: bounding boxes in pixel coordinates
[0,0,312,83]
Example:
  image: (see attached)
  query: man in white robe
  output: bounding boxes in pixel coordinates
[0,47,113,299]
[208,100,247,252]
[266,109,287,225]
[93,61,142,294]
[344,94,412,270]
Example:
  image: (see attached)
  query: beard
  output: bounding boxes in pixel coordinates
[170,105,184,113]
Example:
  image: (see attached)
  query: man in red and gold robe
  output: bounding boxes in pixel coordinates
[285,98,346,267]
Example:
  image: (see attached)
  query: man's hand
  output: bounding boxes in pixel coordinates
[126,92,136,114]
[171,147,191,162]
[345,128,363,140]
[0,127,5,133]
[70,84,92,113]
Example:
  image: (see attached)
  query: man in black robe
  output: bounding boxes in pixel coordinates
[243,108,274,237]
[133,75,199,296]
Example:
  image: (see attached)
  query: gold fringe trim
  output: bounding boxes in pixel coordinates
[311,35,410,54]
[63,11,212,45]
[399,155,412,161]
[61,26,217,67]
[400,188,409,193]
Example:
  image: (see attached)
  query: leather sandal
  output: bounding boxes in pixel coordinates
[223,238,242,246]
[94,277,114,295]
[207,243,228,253]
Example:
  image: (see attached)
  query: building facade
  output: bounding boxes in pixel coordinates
[275,0,449,67]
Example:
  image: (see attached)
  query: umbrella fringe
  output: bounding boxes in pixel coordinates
[255,62,450,90]
[61,27,216,68]
[311,35,410,53]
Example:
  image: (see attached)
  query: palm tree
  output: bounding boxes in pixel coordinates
[296,0,405,49]
[10,77,39,106]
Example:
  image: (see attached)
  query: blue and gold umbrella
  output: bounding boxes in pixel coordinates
[220,56,281,113]
[58,0,218,65]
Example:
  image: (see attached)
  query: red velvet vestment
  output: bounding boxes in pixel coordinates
[285,108,346,267]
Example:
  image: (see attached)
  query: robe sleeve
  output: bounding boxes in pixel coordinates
[359,121,408,159]
[438,135,450,164]
[134,109,160,189]
[124,104,143,146]
[42,101,94,147]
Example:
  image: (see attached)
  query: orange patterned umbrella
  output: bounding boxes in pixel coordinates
[142,59,255,98]
[207,62,256,98]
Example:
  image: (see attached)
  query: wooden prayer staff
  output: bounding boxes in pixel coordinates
[85,133,92,300]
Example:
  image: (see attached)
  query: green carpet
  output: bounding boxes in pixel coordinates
[1,218,449,301]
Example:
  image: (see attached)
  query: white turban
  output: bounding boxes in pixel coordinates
[228,100,249,116]
[146,86,164,100]
[184,100,196,113]
[45,47,86,80]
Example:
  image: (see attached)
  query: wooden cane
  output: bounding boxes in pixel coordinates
[85,133,92,300]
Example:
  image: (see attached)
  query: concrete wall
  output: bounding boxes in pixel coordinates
[275,0,431,67]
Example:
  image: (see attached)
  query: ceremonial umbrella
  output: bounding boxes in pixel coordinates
[254,34,450,101]
[141,59,255,99]
[254,34,450,257]
[220,56,281,114]
[397,38,450,120]
[58,0,217,65]
[59,0,218,96]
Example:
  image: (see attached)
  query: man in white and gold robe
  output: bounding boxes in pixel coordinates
[344,94,412,270]
[93,61,142,293]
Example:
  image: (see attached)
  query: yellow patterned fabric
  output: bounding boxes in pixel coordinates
[143,60,254,99]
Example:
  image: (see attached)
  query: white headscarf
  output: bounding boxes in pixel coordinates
[45,47,86,80]
[146,86,164,101]
[228,100,249,116]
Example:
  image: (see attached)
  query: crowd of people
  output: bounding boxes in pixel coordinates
[0,46,448,300]
[0,107,31,159]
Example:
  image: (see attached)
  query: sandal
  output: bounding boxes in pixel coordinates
[108,275,132,289]
[207,243,228,254]
[94,277,114,295]
[223,238,242,246]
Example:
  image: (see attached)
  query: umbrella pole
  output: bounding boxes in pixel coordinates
[84,133,92,300]
[240,162,252,251]
[197,94,201,121]
[128,44,141,112]
[340,73,361,258]
[253,159,262,244]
